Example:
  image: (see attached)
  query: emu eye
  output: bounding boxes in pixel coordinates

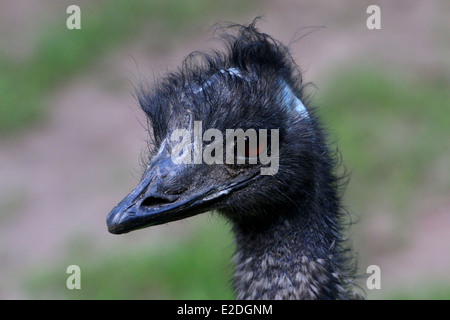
[244,135,268,158]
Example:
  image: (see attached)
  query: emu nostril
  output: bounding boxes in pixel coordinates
[140,195,177,208]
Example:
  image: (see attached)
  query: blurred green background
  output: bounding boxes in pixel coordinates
[0,0,449,299]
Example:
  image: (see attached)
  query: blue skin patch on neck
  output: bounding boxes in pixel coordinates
[279,81,309,119]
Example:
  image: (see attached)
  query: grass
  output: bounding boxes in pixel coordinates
[384,283,450,300]
[319,68,450,217]
[26,217,236,300]
[0,0,256,133]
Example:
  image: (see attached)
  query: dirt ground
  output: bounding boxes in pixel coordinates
[0,0,449,298]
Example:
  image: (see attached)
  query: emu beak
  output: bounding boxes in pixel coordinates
[106,159,258,234]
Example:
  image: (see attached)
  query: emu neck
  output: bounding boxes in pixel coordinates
[232,205,353,300]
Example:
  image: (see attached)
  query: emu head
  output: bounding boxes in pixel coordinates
[107,25,320,234]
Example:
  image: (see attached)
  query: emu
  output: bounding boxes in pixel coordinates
[107,22,361,300]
